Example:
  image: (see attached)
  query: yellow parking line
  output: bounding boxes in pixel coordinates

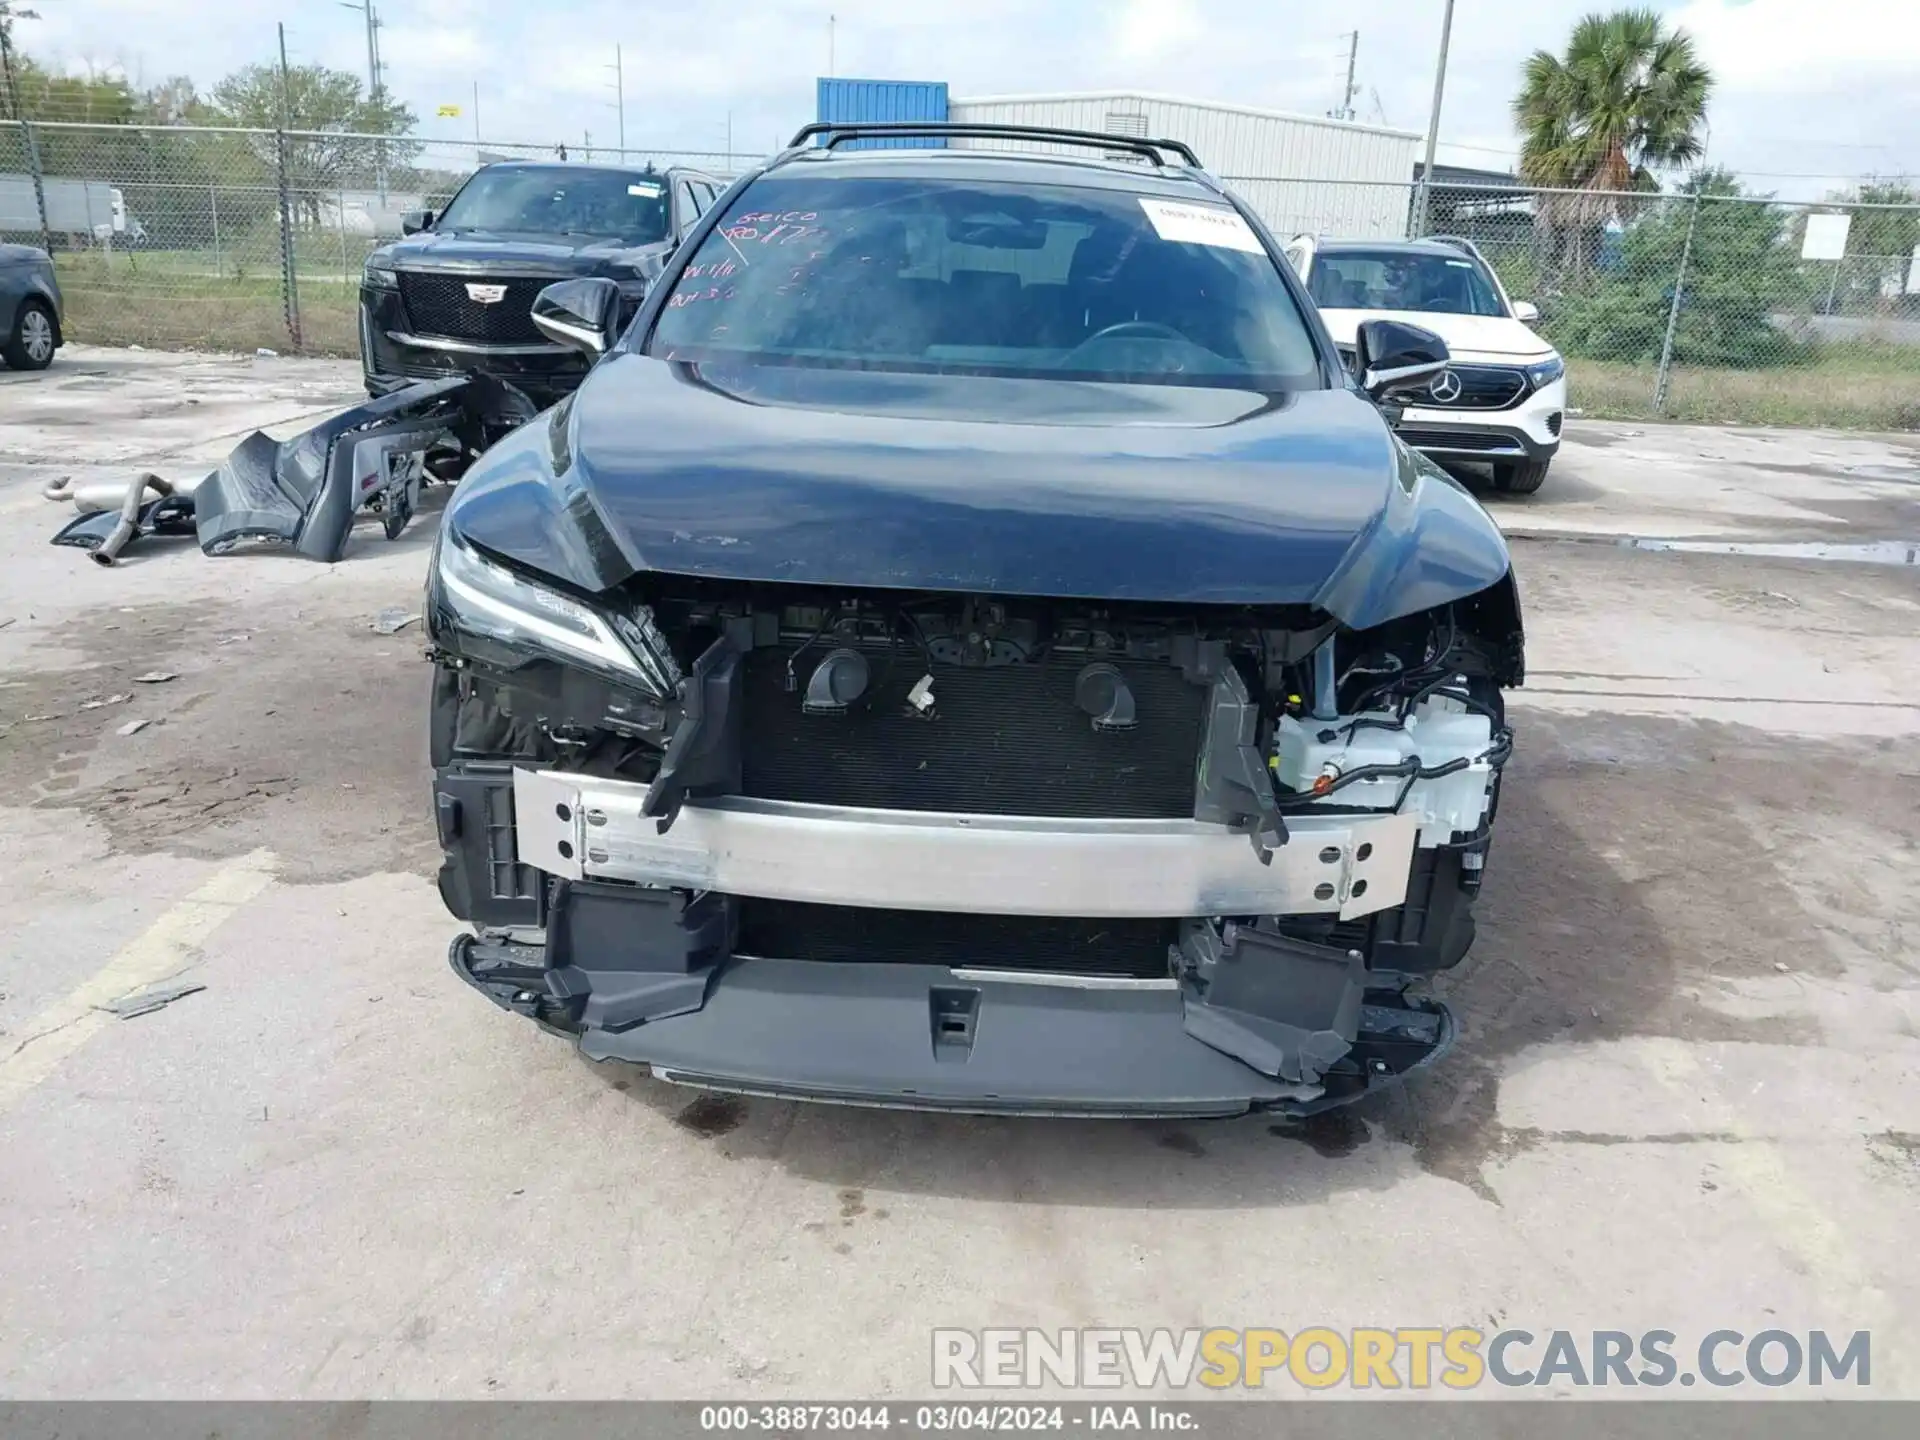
[0,851,277,1114]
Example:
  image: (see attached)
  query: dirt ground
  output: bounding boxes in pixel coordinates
[2,346,1918,1400]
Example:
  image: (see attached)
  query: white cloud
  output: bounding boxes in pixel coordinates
[10,0,1915,195]
[1110,0,1204,65]
[1672,0,1919,89]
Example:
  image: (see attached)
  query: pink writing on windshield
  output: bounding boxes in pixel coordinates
[721,222,829,246]
[668,286,739,308]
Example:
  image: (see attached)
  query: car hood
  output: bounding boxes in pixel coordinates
[0,242,52,267]
[447,355,1512,631]
[375,230,672,279]
[1318,309,1552,361]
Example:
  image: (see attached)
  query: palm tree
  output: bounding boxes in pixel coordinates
[1514,8,1712,276]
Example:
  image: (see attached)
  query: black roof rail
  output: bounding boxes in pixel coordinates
[786,121,1202,169]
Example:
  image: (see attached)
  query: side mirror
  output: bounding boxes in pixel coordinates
[1354,318,1449,403]
[1511,299,1541,323]
[400,209,433,235]
[531,277,621,357]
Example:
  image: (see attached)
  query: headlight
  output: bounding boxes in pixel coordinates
[363,264,399,289]
[433,532,680,696]
[1526,354,1565,388]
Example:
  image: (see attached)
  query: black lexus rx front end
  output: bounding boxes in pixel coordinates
[426,128,1525,1120]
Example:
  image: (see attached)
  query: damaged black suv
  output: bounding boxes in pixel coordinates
[428,122,1523,1118]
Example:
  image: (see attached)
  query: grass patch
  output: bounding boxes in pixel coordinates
[56,248,361,356]
[1570,343,1920,431]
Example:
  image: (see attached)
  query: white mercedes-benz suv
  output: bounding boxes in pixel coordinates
[1286,234,1566,494]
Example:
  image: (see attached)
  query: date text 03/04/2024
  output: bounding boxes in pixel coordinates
[698,1405,1200,1431]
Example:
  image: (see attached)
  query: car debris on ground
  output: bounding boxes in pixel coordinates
[93,979,207,1019]
[44,373,535,566]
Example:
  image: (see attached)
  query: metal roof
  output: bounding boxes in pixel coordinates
[950,90,1421,142]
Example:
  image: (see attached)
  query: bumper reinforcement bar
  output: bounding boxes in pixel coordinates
[511,768,1420,921]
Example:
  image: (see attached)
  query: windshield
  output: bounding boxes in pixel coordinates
[646,175,1323,389]
[1307,249,1506,317]
[434,165,669,244]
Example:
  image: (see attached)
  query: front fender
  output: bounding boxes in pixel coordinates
[1313,442,1516,633]
[443,402,635,591]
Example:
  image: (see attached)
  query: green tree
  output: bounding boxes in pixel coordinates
[1515,8,1713,276]
[208,61,418,215]
[1548,170,1803,368]
[140,75,212,126]
[2,3,138,128]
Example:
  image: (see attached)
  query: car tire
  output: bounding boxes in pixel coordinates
[3,299,58,371]
[1492,458,1549,495]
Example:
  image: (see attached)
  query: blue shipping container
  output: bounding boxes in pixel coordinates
[814,78,949,148]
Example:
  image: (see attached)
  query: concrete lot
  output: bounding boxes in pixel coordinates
[2,346,1918,1399]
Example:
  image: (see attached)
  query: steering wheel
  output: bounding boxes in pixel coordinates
[1076,320,1188,347]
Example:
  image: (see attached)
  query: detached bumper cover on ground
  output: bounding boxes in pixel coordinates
[50,374,535,564]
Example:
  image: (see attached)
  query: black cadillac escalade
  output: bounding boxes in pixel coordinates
[429,122,1524,1119]
[359,160,725,404]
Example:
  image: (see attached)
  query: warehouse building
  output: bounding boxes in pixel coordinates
[815,80,1423,240]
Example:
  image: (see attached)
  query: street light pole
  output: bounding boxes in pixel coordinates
[1411,0,1455,238]
[337,0,380,100]
[338,1,385,202]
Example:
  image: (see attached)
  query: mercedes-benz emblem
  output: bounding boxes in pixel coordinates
[1428,369,1463,403]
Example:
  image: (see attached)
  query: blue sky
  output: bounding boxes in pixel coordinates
[18,0,1918,199]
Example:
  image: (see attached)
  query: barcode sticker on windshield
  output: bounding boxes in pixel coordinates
[629,183,663,197]
[1137,199,1265,254]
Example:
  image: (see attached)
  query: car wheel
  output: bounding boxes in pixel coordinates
[1492,458,1549,495]
[3,300,58,371]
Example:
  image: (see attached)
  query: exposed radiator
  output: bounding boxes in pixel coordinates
[738,646,1207,819]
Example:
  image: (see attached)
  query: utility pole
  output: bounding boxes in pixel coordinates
[1337,31,1359,121]
[472,80,480,144]
[828,13,836,75]
[607,43,625,155]
[1411,0,1455,238]
[337,1,380,101]
[339,2,386,203]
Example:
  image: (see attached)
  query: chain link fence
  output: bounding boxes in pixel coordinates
[5,119,1916,431]
[1416,177,1920,431]
[1,118,738,358]
[1227,173,1920,431]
